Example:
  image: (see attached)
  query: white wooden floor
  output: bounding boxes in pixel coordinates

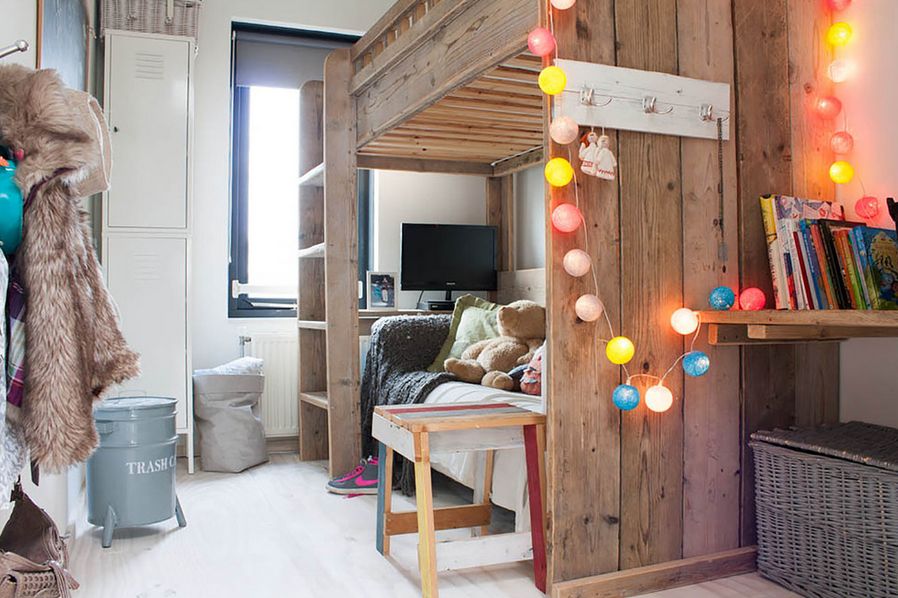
[68,455,798,598]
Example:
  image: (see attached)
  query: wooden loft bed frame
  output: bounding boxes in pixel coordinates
[301,0,894,596]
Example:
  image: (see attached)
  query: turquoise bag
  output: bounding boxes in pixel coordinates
[0,160,23,255]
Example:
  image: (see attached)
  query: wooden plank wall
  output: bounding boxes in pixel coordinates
[546,0,840,588]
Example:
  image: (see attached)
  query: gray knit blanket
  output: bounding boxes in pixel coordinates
[361,314,454,494]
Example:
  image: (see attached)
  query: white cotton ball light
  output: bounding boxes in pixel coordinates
[645,385,674,413]
[563,249,591,277]
[550,116,580,145]
[670,308,699,335]
[550,0,576,9]
[575,294,604,322]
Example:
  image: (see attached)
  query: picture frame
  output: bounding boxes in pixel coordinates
[366,271,397,310]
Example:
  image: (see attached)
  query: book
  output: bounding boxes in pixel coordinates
[759,195,789,309]
[856,227,898,310]
[792,227,815,309]
[799,220,827,309]
[809,223,838,309]
[819,220,853,309]
[850,227,875,309]
[835,230,864,309]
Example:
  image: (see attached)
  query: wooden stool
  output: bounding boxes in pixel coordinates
[372,402,547,597]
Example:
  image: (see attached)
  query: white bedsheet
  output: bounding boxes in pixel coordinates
[423,382,543,530]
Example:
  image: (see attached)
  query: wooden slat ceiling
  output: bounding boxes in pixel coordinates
[357,53,543,167]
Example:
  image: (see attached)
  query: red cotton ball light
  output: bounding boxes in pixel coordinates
[528,27,556,57]
[739,288,767,311]
[855,196,881,220]
[815,96,843,120]
[552,203,583,233]
[827,0,851,11]
[831,131,854,155]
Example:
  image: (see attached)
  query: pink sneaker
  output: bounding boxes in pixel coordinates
[326,456,379,495]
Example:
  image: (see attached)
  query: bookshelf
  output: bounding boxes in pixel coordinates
[700,310,898,344]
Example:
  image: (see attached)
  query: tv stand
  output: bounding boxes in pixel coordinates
[418,290,455,312]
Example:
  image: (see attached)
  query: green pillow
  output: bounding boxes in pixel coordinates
[427,295,502,372]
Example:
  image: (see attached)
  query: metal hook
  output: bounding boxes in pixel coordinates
[701,103,731,123]
[580,86,613,107]
[643,96,673,115]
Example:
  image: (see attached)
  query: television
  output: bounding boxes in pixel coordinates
[401,223,498,305]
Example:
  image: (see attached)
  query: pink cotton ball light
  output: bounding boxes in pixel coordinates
[575,294,604,322]
[563,249,591,277]
[739,288,767,311]
[831,131,854,155]
[855,196,881,220]
[815,96,843,120]
[528,27,556,57]
[827,0,851,11]
[550,116,580,145]
[552,203,583,233]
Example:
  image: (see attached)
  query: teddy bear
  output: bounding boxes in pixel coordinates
[444,300,546,390]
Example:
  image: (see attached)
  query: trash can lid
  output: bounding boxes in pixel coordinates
[94,397,177,421]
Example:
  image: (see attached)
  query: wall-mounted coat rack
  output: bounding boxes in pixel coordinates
[0,40,29,61]
[553,59,731,141]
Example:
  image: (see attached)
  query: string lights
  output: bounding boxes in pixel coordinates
[536,0,715,414]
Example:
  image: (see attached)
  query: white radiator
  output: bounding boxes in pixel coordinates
[242,333,297,438]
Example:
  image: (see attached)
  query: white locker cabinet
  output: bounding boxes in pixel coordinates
[106,236,189,431]
[105,33,190,230]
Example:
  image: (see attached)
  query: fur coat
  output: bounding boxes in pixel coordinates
[0,65,140,471]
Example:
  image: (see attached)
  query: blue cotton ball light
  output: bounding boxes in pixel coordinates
[683,351,711,377]
[708,286,736,311]
[612,384,640,411]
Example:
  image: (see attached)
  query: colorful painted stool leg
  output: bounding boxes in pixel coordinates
[414,433,439,598]
[524,424,548,593]
[376,442,394,556]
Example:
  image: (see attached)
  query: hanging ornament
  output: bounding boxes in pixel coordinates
[815,96,843,120]
[579,131,617,180]
[739,287,767,311]
[683,351,711,378]
[827,0,851,10]
[550,0,576,9]
[829,160,855,184]
[612,384,640,411]
[528,27,556,57]
[539,66,567,96]
[855,196,881,220]
[550,116,580,145]
[670,308,699,335]
[831,131,854,155]
[575,294,604,322]
[545,157,575,187]
[827,22,853,46]
[645,385,674,413]
[606,336,635,365]
[708,286,736,311]
[551,203,583,233]
[563,249,591,277]
[827,59,854,83]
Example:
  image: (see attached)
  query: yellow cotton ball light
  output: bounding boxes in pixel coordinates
[575,294,604,322]
[606,336,635,365]
[829,160,855,184]
[645,385,674,413]
[670,308,699,335]
[539,66,567,96]
[563,249,591,277]
[545,157,574,187]
[827,22,853,47]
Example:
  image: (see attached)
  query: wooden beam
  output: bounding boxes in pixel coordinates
[357,153,494,175]
[700,309,898,328]
[551,547,758,598]
[486,175,515,272]
[356,0,537,148]
[350,0,419,64]
[385,504,492,536]
[492,148,544,177]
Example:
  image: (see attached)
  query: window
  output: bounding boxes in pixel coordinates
[228,24,367,317]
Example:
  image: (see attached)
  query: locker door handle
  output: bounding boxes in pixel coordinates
[113,126,119,133]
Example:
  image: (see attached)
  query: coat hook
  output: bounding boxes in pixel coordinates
[643,96,673,115]
[580,86,613,107]
[700,103,714,122]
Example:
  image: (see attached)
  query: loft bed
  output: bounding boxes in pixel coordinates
[299,0,898,595]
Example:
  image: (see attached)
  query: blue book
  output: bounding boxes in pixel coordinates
[848,227,872,309]
[857,227,898,310]
[799,220,827,309]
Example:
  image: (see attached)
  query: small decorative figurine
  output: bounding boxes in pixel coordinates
[579,130,617,180]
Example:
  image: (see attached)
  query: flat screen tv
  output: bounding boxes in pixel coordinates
[401,223,498,299]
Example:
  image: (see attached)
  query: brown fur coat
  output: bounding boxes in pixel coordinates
[0,66,140,471]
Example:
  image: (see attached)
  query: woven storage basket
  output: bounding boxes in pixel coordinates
[751,421,898,598]
[102,0,202,38]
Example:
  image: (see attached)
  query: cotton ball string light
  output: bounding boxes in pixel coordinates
[855,196,881,220]
[827,22,853,46]
[829,160,855,184]
[539,66,567,96]
[708,286,736,311]
[612,384,640,411]
[645,385,674,413]
[563,249,591,277]
[550,116,580,145]
[683,351,711,378]
[575,294,604,322]
[827,0,851,10]
[815,96,843,120]
[670,308,699,336]
[550,0,576,9]
[606,336,635,365]
[827,59,854,83]
[545,157,574,187]
[831,131,854,155]
[739,287,767,311]
[551,203,582,233]
[527,27,556,57]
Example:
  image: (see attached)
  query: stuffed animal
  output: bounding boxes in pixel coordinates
[444,300,546,390]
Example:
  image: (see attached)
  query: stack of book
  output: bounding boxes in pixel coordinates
[760,194,898,310]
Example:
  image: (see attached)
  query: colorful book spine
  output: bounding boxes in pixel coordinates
[810,224,838,309]
[836,230,863,309]
[852,227,879,310]
[799,220,827,309]
[859,226,898,310]
[792,228,815,310]
[847,228,871,309]
[759,195,788,309]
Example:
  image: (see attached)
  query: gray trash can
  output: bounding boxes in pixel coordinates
[86,397,187,548]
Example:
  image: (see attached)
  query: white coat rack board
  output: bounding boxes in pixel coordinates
[553,60,731,141]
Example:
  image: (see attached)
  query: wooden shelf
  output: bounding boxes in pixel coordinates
[299,391,329,410]
[700,310,898,345]
[298,242,325,259]
[297,320,328,330]
[298,163,324,188]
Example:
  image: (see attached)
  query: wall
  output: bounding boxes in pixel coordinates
[514,165,545,269]
[0,0,36,68]
[835,0,898,429]
[372,170,487,309]
[190,0,394,369]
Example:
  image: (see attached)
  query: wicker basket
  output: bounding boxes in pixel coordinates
[101,0,202,38]
[751,422,898,598]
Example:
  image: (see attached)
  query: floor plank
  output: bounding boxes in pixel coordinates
[68,456,797,598]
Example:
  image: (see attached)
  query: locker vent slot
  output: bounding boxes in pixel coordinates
[134,52,165,80]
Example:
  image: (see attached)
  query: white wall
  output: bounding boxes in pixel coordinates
[514,165,545,270]
[834,0,898,429]
[0,0,36,68]
[373,171,487,309]
[190,0,394,369]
